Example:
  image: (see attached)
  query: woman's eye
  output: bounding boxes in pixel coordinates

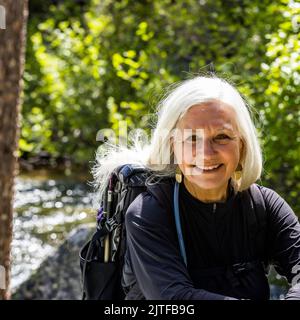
[186,135,200,143]
[183,134,231,144]
[215,134,230,141]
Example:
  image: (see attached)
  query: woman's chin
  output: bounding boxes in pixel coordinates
[185,174,229,190]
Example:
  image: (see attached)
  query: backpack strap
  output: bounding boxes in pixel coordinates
[249,184,267,231]
[243,184,268,265]
[173,182,187,266]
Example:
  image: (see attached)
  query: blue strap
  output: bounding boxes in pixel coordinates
[173,182,187,266]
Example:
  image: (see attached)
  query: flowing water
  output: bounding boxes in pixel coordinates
[12,169,94,290]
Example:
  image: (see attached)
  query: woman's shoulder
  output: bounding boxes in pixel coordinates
[125,178,175,226]
[254,183,297,220]
[254,184,285,206]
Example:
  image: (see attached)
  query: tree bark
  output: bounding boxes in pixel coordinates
[0,0,28,300]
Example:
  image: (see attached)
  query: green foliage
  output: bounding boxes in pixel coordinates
[252,2,300,211]
[22,0,299,212]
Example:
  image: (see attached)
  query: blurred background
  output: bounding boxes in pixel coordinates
[3,0,300,299]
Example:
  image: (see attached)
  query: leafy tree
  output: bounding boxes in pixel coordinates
[252,1,300,212]
[22,0,299,212]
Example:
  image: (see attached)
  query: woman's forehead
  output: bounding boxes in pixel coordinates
[177,101,238,131]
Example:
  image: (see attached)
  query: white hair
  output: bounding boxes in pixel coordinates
[91,75,263,208]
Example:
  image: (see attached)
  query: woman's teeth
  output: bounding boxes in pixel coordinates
[194,164,222,171]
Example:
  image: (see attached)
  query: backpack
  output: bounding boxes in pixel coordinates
[79,163,153,300]
[79,163,268,300]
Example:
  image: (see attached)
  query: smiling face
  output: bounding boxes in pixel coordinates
[172,100,244,200]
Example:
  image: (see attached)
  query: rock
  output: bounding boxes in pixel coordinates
[13,226,94,300]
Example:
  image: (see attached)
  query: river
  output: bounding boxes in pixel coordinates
[12,169,94,290]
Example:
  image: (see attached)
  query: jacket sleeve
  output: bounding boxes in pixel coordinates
[125,192,237,300]
[262,187,300,300]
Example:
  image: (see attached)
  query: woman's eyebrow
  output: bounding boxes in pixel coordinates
[215,127,235,132]
[181,126,236,133]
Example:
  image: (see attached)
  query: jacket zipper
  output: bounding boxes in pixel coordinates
[213,203,221,260]
[213,203,217,214]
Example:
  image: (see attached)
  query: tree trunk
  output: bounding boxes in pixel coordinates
[0,0,28,300]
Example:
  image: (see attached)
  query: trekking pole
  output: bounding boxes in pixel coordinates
[106,188,113,261]
[110,181,121,262]
[104,178,113,262]
[103,185,110,263]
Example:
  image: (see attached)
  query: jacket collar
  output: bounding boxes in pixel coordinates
[180,178,239,209]
[146,177,240,213]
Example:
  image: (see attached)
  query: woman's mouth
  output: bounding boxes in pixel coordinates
[192,164,224,173]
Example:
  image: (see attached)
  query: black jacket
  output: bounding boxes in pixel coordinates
[121,179,300,300]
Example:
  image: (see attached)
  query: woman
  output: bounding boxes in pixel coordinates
[93,76,300,300]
